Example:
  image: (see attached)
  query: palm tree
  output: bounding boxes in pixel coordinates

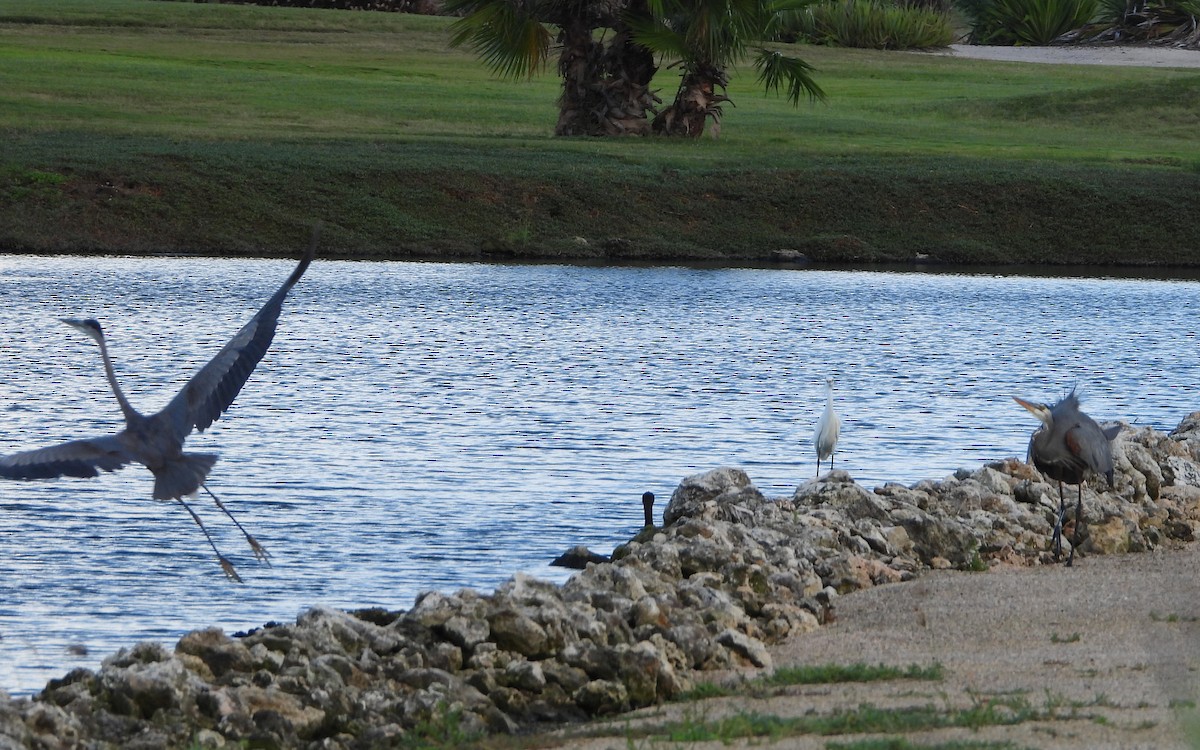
[447,0,660,135]
[634,0,825,137]
[448,0,825,137]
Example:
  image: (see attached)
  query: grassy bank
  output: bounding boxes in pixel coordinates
[2,0,1199,265]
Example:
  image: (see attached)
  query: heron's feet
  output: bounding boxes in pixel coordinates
[218,556,244,583]
[246,535,272,566]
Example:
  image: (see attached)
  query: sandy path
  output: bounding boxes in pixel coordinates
[541,543,1200,749]
[931,43,1200,68]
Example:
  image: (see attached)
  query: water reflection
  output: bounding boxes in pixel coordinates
[0,255,1197,695]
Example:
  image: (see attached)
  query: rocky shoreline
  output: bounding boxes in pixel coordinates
[4,415,1200,749]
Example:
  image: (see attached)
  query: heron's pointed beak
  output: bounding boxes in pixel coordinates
[60,318,104,343]
[1013,396,1052,425]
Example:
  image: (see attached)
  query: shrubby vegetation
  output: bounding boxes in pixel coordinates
[1066,0,1200,45]
[955,0,1199,46]
[187,0,1200,51]
[778,0,956,49]
[187,0,442,11]
[956,0,1098,44]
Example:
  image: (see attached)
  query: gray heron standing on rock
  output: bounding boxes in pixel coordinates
[0,227,319,582]
[1014,388,1120,567]
[815,377,841,477]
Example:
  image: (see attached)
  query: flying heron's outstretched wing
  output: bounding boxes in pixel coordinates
[0,435,133,480]
[161,228,318,441]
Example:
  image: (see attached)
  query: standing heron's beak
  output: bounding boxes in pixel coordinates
[1013,396,1052,425]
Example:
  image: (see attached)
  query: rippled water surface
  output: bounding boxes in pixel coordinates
[1,256,1197,694]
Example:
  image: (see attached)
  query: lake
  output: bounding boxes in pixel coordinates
[0,255,1197,695]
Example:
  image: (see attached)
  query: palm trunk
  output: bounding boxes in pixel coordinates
[554,22,606,136]
[555,22,659,135]
[595,15,659,135]
[652,65,730,138]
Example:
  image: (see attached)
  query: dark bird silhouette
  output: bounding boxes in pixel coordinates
[0,228,319,581]
[642,491,655,528]
[1015,388,1120,566]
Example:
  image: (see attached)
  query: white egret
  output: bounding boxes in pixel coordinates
[814,377,840,477]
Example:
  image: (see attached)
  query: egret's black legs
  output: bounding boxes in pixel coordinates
[177,497,242,583]
[201,483,271,565]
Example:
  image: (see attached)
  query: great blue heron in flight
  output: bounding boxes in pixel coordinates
[1015,388,1120,567]
[814,377,841,477]
[0,229,318,582]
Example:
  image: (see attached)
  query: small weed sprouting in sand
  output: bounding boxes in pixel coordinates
[400,703,480,750]
[966,549,989,572]
[1050,632,1081,643]
[679,681,734,700]
[1150,611,1198,623]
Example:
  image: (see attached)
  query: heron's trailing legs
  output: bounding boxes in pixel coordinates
[177,497,243,583]
[201,483,271,565]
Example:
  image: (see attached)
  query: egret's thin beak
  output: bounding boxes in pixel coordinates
[1013,396,1051,425]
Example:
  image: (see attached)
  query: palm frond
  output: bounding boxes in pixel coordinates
[754,48,825,103]
[627,13,694,58]
[449,0,554,79]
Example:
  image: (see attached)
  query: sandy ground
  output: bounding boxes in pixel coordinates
[931,43,1200,68]
[539,543,1200,749]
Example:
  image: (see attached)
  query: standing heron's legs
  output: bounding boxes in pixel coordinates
[177,498,242,583]
[1051,480,1066,561]
[1067,484,1084,567]
[201,484,271,565]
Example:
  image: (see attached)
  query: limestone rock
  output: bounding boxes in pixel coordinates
[10,412,1200,749]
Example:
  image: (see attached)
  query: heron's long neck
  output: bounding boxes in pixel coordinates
[93,332,139,423]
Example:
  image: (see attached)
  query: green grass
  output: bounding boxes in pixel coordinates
[766,662,945,685]
[621,690,1118,745]
[826,740,1028,750]
[659,696,1042,741]
[2,0,1200,264]
[682,662,944,699]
